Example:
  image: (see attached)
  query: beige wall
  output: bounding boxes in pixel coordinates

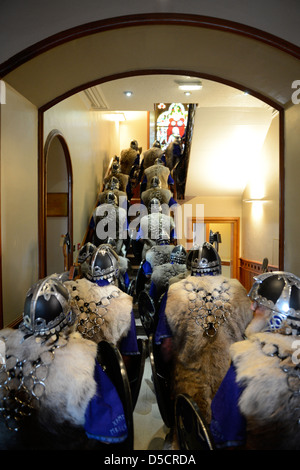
[175,196,242,249]
[241,114,280,266]
[1,84,38,325]
[284,103,300,277]
[44,94,120,260]
[119,111,148,154]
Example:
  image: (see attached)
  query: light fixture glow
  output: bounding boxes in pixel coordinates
[178,84,202,91]
[124,91,133,97]
[104,113,126,122]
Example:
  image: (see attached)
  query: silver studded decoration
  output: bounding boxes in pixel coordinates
[184,280,232,337]
[0,336,66,431]
[72,287,120,339]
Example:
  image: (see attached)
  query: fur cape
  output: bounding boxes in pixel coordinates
[103,172,128,192]
[0,328,97,435]
[142,147,164,169]
[141,188,172,207]
[230,332,300,450]
[65,278,132,345]
[120,148,139,175]
[144,165,170,189]
[165,274,252,423]
[98,189,127,207]
[151,262,187,297]
[145,244,174,267]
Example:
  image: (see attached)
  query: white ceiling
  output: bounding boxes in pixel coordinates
[79,74,276,199]
[80,74,274,112]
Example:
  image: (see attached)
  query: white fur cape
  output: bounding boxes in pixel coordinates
[230,332,300,449]
[65,278,132,345]
[165,274,252,423]
[0,328,97,431]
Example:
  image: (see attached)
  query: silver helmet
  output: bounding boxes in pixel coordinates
[248,271,300,334]
[86,245,119,283]
[108,176,120,190]
[170,245,187,264]
[78,242,96,264]
[148,197,162,213]
[22,275,74,337]
[130,140,139,151]
[152,140,161,148]
[190,242,222,276]
[78,242,96,277]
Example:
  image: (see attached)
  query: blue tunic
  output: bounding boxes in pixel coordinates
[84,361,128,443]
[210,364,247,449]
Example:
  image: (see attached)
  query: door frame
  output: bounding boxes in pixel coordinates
[39,127,73,278]
[187,216,240,279]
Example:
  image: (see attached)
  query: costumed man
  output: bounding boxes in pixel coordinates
[120,140,141,175]
[76,242,96,279]
[64,244,139,363]
[210,271,300,450]
[137,197,176,259]
[105,237,131,293]
[139,140,164,182]
[154,242,252,432]
[140,158,174,195]
[103,160,129,193]
[90,191,128,254]
[141,176,177,209]
[98,176,128,210]
[0,275,129,450]
[136,238,174,298]
[148,244,187,304]
[164,135,182,172]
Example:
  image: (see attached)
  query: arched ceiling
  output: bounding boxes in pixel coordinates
[2,19,300,110]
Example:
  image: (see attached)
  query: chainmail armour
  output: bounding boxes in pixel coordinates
[0,328,97,433]
[65,278,132,346]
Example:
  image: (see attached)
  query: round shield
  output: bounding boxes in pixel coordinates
[138,290,156,337]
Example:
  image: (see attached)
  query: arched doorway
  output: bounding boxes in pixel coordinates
[42,130,73,277]
[6,14,297,276]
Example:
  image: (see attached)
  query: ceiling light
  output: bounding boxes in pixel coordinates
[184,92,191,96]
[177,81,202,91]
[124,91,133,97]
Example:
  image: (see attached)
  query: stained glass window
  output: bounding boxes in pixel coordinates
[155,103,189,149]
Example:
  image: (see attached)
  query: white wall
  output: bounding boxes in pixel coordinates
[1,84,38,326]
[241,114,280,266]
